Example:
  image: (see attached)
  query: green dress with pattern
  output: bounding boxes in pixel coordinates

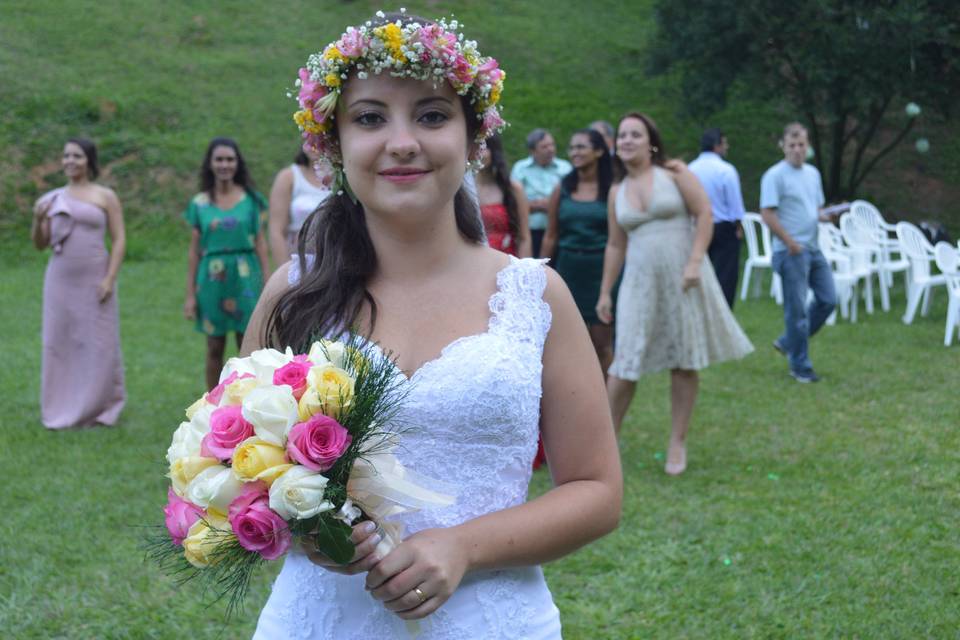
[183,191,266,336]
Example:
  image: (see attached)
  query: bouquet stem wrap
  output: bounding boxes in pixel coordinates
[348,435,455,557]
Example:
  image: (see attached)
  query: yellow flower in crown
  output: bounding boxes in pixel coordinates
[374,23,408,63]
[323,45,347,64]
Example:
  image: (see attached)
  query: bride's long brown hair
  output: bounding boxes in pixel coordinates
[264,13,485,352]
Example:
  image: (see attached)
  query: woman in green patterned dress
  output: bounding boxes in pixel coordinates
[183,137,269,390]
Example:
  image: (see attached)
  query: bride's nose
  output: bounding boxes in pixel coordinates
[386,124,420,160]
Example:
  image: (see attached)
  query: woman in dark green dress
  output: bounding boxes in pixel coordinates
[541,129,616,373]
[183,137,269,390]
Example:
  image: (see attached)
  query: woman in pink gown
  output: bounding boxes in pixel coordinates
[31,138,126,429]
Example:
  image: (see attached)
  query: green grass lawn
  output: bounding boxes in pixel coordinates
[1,243,958,639]
[2,1,959,638]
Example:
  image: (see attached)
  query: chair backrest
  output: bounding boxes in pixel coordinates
[742,212,767,261]
[839,212,879,249]
[896,221,934,280]
[850,200,887,234]
[934,242,960,297]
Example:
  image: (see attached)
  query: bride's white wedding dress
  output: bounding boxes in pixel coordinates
[254,256,562,639]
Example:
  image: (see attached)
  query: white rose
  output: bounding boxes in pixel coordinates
[218,376,260,407]
[269,466,334,520]
[242,385,299,447]
[307,340,348,369]
[166,418,208,465]
[220,356,257,383]
[249,347,295,385]
[186,465,245,513]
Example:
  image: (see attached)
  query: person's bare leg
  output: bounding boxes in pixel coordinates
[606,374,637,435]
[588,323,614,379]
[666,368,698,475]
[206,335,227,391]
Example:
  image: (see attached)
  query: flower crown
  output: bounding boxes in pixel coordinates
[292,10,507,169]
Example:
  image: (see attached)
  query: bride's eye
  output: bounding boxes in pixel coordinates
[419,110,449,126]
[355,111,384,126]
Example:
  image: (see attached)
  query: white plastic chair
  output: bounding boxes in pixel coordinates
[933,242,960,346]
[818,223,867,323]
[849,200,908,289]
[740,212,782,304]
[896,221,947,324]
[839,213,885,313]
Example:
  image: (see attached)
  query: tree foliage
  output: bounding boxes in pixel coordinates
[649,0,960,200]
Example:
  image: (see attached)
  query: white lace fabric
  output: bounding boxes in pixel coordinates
[255,256,562,639]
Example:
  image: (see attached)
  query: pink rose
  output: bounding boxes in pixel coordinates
[337,28,366,58]
[201,405,255,461]
[206,371,254,406]
[298,67,328,108]
[228,483,291,560]
[164,488,205,546]
[477,58,503,86]
[447,54,476,86]
[273,355,312,400]
[286,414,352,472]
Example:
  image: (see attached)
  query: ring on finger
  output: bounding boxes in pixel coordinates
[413,587,427,605]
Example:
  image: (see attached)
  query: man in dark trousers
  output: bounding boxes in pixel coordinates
[689,128,746,308]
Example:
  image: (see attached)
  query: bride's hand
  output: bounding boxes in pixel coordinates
[365,528,468,620]
[301,520,382,575]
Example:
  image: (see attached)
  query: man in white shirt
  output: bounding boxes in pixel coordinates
[689,128,745,308]
[510,129,572,258]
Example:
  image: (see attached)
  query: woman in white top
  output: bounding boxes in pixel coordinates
[267,148,332,267]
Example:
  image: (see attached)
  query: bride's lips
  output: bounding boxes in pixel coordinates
[379,167,431,184]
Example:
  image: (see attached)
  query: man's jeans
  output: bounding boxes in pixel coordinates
[772,248,837,375]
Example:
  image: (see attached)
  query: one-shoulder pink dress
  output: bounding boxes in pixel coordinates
[39,188,125,428]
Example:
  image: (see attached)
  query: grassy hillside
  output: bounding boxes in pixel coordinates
[2,0,956,265]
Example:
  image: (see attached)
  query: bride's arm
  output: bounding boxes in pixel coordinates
[366,267,622,619]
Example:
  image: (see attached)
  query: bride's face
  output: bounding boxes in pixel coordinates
[337,73,470,220]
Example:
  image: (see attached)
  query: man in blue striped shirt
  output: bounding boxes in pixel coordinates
[689,128,746,308]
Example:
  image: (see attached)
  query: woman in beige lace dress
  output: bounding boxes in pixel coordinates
[596,113,753,475]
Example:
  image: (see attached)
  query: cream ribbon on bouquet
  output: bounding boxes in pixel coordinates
[347,434,455,557]
[346,435,454,637]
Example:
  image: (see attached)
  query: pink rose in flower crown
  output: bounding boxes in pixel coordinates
[482,109,505,134]
[477,59,504,87]
[286,414,352,472]
[298,67,328,109]
[206,371,254,406]
[336,28,366,58]
[447,54,476,87]
[201,405,255,461]
[273,355,312,400]
[228,483,291,560]
[417,24,457,61]
[164,488,205,546]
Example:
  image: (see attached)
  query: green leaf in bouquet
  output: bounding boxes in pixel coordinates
[312,513,355,564]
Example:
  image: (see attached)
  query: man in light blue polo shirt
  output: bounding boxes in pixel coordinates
[760,122,836,383]
[510,129,572,258]
[689,128,746,308]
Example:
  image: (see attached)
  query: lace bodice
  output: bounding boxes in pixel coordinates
[256,256,561,640]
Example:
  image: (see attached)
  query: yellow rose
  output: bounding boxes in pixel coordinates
[232,437,293,486]
[170,456,220,496]
[324,72,341,88]
[184,396,209,419]
[182,513,233,568]
[220,376,259,406]
[298,364,355,421]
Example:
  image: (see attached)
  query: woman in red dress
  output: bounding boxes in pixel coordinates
[476,134,531,258]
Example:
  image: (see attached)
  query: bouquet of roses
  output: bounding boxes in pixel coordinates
[148,338,452,613]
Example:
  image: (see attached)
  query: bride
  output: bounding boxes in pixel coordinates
[243,12,622,638]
